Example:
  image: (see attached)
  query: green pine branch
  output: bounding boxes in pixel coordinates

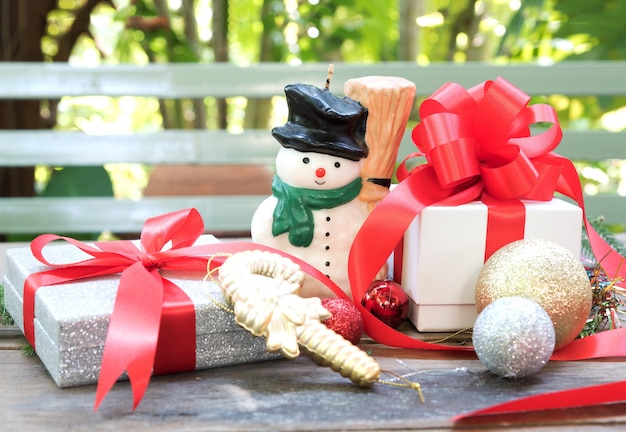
[0,283,15,326]
[22,345,36,357]
[582,216,626,264]
[0,283,36,357]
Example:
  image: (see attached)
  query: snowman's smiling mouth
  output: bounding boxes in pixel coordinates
[315,180,326,185]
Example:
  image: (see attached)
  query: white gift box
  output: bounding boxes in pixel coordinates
[399,198,582,332]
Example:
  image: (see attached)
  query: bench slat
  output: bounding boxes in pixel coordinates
[0,130,279,166]
[0,62,625,99]
[1,129,623,166]
[0,196,265,234]
[0,194,623,235]
[398,130,626,162]
[1,61,625,234]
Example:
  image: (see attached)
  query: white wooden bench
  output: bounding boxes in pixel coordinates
[1,61,625,237]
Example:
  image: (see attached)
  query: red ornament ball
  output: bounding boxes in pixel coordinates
[320,297,363,345]
[361,280,409,329]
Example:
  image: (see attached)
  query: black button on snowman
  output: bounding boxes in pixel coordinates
[251,80,383,299]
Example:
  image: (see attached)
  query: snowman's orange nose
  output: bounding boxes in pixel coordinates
[316,168,326,178]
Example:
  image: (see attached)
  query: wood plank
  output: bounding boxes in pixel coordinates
[0,196,265,234]
[0,130,280,166]
[1,347,626,430]
[0,324,25,350]
[579,195,626,226]
[398,129,626,162]
[2,192,625,235]
[0,61,625,99]
[2,128,624,167]
[557,130,626,161]
[143,165,272,196]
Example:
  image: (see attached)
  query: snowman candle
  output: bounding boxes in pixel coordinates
[251,77,384,299]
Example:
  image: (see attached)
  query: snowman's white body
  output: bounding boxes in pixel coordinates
[251,147,383,299]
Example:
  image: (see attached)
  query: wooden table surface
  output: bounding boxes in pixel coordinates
[3,243,626,430]
[2,323,626,431]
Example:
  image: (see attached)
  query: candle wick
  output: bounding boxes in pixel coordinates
[324,64,334,90]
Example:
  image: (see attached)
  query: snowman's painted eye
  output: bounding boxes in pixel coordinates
[334,162,341,168]
[303,157,310,164]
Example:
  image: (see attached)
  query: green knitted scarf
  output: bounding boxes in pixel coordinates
[271,175,362,247]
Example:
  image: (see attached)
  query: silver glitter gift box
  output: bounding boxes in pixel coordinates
[2,235,277,388]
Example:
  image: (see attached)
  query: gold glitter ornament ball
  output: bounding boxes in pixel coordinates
[475,238,591,350]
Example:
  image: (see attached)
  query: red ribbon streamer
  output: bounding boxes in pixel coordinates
[453,379,626,422]
[346,78,626,417]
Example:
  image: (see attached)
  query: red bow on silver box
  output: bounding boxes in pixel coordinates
[23,209,337,411]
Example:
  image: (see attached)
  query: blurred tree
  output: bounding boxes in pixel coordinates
[498,0,626,62]
[497,0,626,197]
[0,0,114,240]
[3,0,625,216]
[0,1,52,200]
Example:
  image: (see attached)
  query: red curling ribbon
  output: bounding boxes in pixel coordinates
[453,379,626,422]
[453,320,626,420]
[349,76,626,355]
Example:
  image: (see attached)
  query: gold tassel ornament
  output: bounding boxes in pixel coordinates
[217,250,381,387]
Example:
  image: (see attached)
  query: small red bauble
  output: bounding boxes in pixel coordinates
[320,297,363,345]
[361,280,409,329]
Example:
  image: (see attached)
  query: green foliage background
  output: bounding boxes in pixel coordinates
[28,0,626,237]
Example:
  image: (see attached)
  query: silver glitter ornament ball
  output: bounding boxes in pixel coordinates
[473,296,556,378]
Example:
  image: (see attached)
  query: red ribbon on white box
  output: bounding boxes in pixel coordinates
[345,77,626,419]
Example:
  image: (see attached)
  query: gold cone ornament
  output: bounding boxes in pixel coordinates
[217,250,381,387]
[344,76,416,210]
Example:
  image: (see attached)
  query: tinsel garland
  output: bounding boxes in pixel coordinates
[580,217,626,337]
[580,263,626,337]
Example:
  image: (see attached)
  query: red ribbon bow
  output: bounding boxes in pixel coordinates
[24,209,215,410]
[409,77,562,201]
[406,77,566,259]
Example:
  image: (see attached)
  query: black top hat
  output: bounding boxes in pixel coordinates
[271,83,369,161]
